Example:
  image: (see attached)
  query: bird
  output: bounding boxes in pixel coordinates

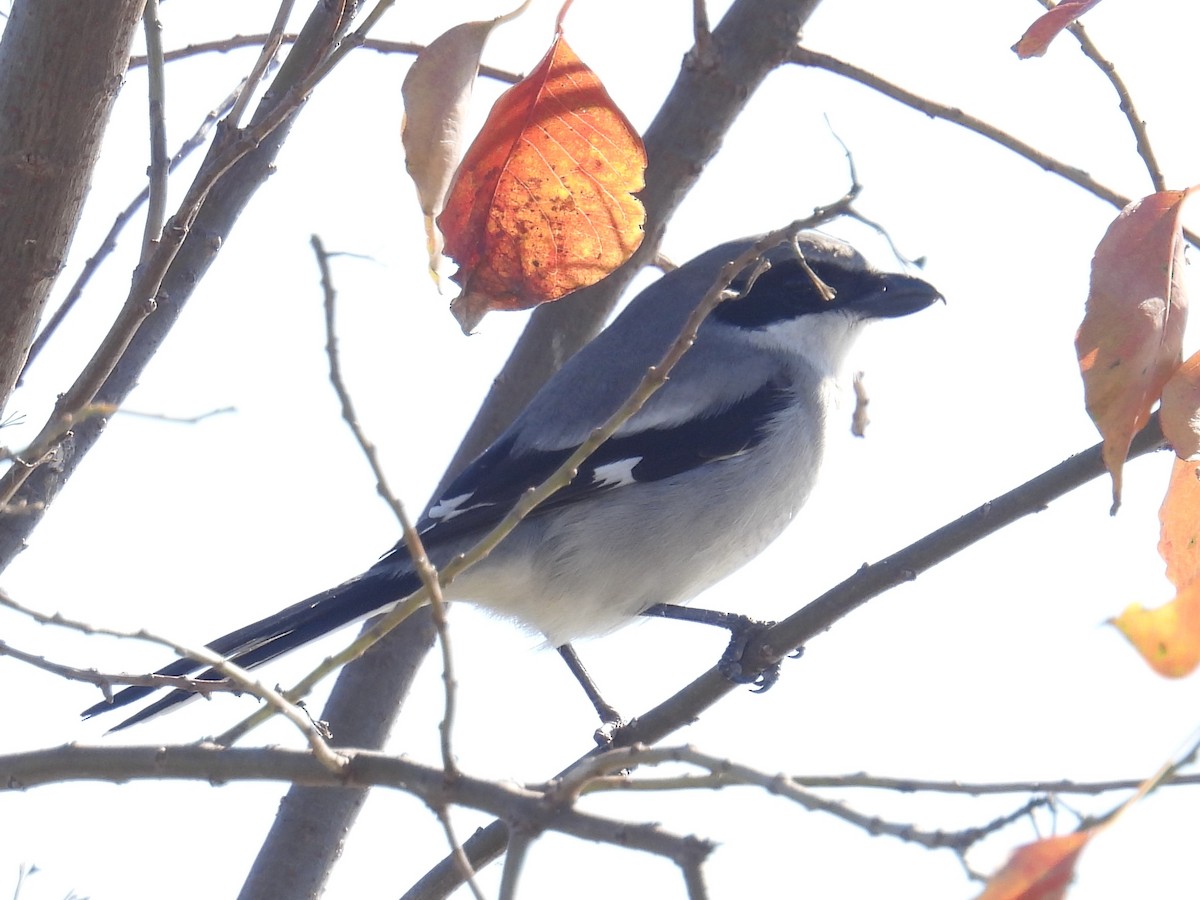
[83,231,941,730]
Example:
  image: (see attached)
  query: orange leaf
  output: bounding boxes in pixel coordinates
[1075,190,1192,512]
[1161,351,1200,460]
[1159,456,1200,591]
[1112,578,1200,678]
[438,29,646,331]
[1012,0,1102,58]
[977,832,1092,900]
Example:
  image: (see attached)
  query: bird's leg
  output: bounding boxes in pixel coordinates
[640,603,803,691]
[557,643,625,746]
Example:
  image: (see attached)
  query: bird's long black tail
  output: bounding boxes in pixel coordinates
[81,565,418,731]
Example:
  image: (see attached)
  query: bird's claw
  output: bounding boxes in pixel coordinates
[716,617,800,692]
[592,716,626,750]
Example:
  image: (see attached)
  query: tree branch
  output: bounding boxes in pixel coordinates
[0,0,147,415]
[0,0,358,565]
[0,744,713,867]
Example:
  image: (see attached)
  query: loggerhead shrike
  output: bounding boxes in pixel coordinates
[83,232,940,730]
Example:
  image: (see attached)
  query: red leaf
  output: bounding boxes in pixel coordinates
[1012,0,1102,58]
[438,29,646,331]
[977,832,1092,900]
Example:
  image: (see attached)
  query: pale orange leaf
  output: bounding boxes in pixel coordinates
[1075,190,1192,512]
[1158,456,1200,592]
[400,2,530,279]
[1112,578,1200,678]
[1161,351,1200,460]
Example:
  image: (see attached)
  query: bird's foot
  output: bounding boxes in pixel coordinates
[716,615,804,692]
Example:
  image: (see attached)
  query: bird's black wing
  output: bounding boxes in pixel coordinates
[413,380,792,544]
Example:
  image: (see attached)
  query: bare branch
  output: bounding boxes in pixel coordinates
[309,233,460,774]
[497,825,532,900]
[139,0,169,259]
[20,77,245,379]
[114,405,236,424]
[789,44,1198,242]
[0,744,713,867]
[788,771,1200,795]
[129,34,524,85]
[1040,0,1166,192]
[0,639,235,698]
[227,1,296,128]
[431,803,487,900]
[563,745,1055,856]
[0,586,342,766]
[0,0,146,414]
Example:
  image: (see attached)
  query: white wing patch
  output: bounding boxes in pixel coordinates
[427,491,491,523]
[590,457,643,488]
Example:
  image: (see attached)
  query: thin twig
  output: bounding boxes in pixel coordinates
[20,76,248,380]
[0,588,343,768]
[114,405,236,424]
[129,33,524,85]
[310,0,397,83]
[788,771,1200,795]
[690,0,715,67]
[1100,718,1200,834]
[1044,0,1166,192]
[0,403,113,467]
[309,234,460,773]
[139,0,169,260]
[790,43,1200,248]
[789,45,1120,208]
[497,825,533,900]
[559,744,1054,856]
[227,0,296,128]
[0,638,238,700]
[430,803,487,900]
[309,238,409,532]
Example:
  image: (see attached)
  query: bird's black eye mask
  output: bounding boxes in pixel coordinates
[711,255,885,329]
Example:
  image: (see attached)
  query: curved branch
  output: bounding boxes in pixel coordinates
[1042,0,1165,192]
[0,744,712,867]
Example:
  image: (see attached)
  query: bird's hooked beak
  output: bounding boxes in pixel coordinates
[849,270,944,320]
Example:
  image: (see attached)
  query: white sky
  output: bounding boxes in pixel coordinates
[3,1,1200,898]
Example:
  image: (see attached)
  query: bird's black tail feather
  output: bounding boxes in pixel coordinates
[82,565,418,731]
